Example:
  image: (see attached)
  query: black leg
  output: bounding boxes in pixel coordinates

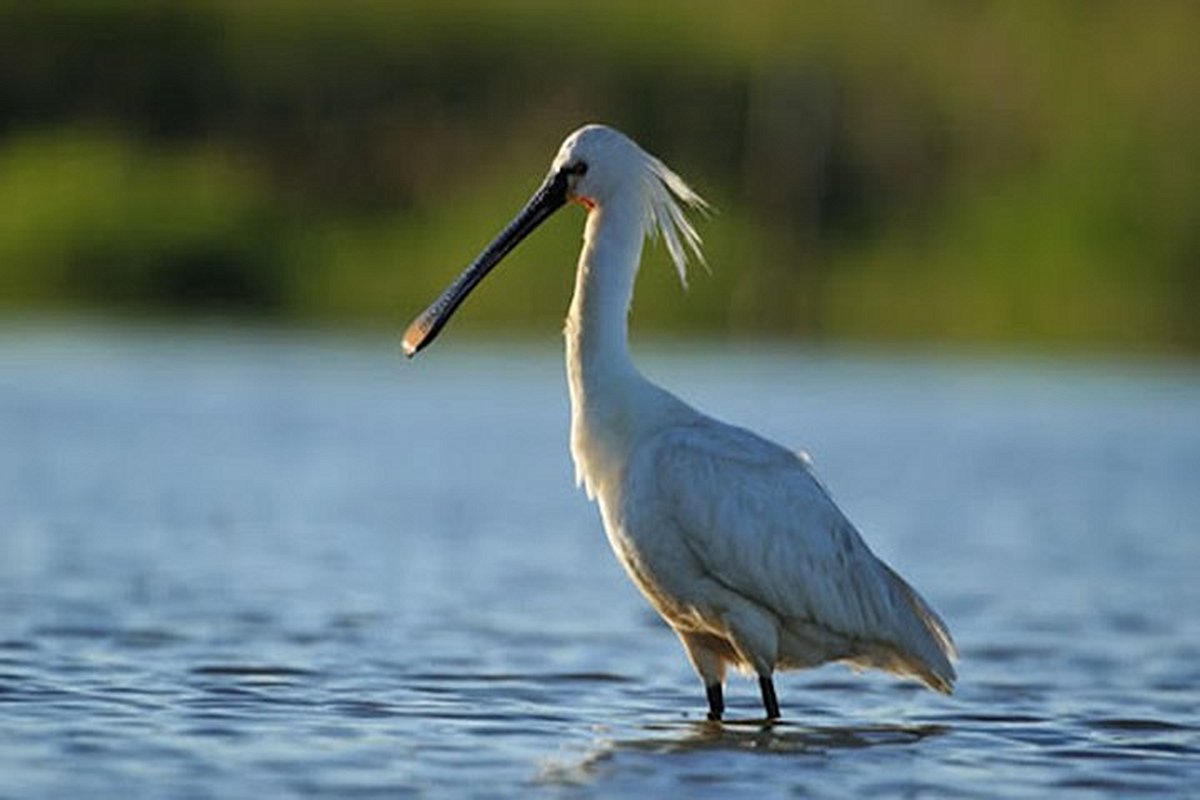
[705,683,724,721]
[758,675,780,720]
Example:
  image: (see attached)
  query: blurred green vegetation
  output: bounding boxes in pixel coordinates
[1,0,1197,351]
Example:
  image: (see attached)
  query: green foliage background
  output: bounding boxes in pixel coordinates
[1,1,1197,351]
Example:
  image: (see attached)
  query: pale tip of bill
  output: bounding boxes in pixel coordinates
[401,326,424,359]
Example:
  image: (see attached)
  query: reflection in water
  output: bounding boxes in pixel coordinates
[625,719,950,754]
[537,719,955,793]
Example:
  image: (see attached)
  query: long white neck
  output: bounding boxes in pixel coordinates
[565,201,643,381]
[564,198,650,496]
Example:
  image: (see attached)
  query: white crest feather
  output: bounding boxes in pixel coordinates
[640,155,709,288]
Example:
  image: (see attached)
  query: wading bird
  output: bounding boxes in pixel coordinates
[404,125,956,721]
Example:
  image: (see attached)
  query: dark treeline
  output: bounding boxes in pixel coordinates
[2,1,1197,351]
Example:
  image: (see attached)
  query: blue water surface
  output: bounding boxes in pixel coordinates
[1,323,1198,797]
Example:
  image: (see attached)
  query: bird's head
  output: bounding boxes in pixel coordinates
[550,124,645,210]
[552,126,707,280]
[403,124,707,357]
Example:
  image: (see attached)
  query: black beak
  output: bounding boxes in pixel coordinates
[403,168,571,357]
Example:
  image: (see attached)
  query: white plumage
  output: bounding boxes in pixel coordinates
[405,124,957,720]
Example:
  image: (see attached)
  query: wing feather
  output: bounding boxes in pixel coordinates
[638,419,957,691]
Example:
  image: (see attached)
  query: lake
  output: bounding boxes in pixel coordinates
[1,322,1197,797]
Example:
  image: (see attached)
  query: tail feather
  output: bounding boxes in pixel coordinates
[881,564,958,693]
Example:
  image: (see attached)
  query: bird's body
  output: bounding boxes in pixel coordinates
[405,124,956,719]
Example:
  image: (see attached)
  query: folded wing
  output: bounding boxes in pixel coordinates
[638,419,957,691]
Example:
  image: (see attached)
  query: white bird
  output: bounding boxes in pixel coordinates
[403,125,957,721]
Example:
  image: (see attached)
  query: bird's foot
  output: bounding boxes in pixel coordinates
[758,675,781,721]
[705,683,724,722]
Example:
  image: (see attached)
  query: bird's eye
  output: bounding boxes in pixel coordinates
[565,161,588,176]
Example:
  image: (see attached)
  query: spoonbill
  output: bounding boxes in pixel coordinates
[403,125,957,721]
